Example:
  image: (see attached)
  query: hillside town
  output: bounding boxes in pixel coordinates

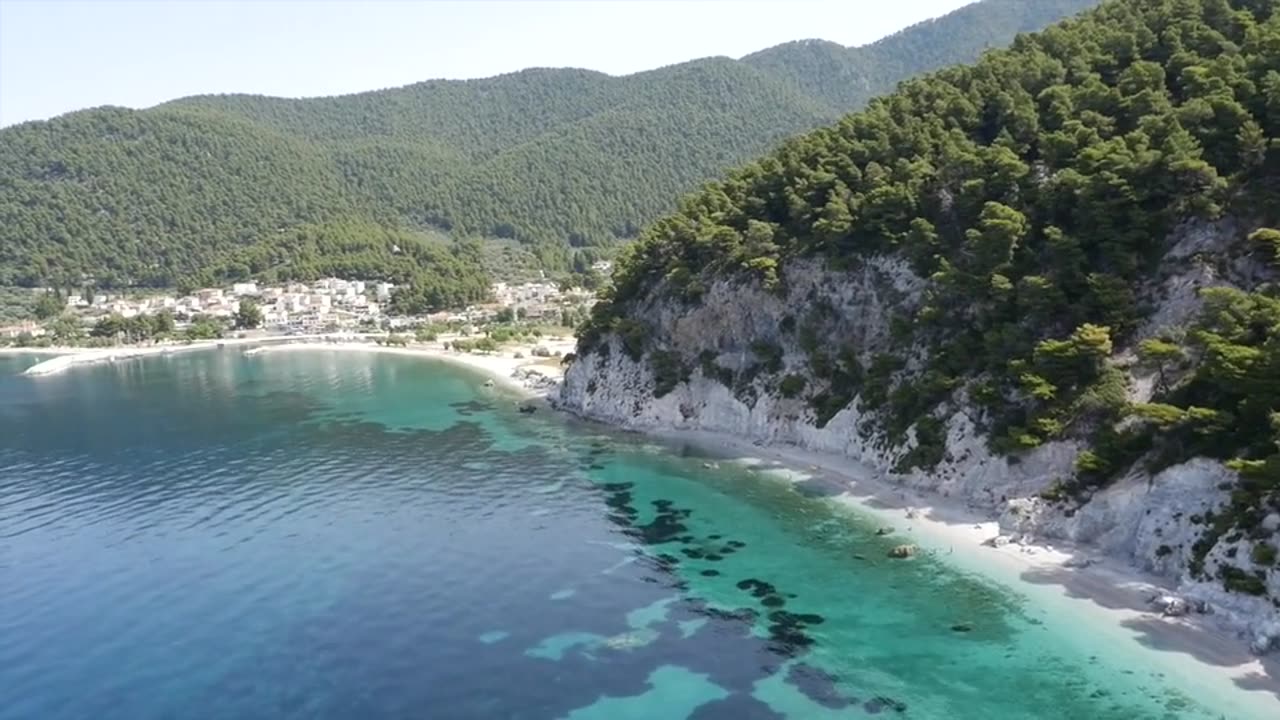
[1,277,598,343]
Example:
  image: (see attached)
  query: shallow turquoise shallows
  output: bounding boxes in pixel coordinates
[0,351,1254,718]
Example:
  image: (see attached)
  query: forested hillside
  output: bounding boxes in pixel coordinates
[0,108,355,287]
[741,0,1100,108]
[0,0,1099,289]
[573,0,1280,601]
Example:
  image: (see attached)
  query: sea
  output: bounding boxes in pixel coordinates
[0,350,1270,719]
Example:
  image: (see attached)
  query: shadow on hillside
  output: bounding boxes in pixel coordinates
[1019,561,1158,613]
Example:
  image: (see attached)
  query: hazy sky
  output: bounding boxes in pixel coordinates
[0,0,974,127]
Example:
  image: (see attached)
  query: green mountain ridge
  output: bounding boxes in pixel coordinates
[742,0,1104,107]
[0,0,1100,290]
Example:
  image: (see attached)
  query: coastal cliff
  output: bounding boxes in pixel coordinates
[557,222,1280,651]
[557,0,1280,652]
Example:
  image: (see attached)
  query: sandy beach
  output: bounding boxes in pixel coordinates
[644,426,1280,716]
[11,332,576,388]
[245,337,576,395]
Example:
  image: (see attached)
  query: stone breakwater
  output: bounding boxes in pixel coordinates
[22,343,236,376]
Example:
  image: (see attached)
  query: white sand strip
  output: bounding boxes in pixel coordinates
[20,338,264,376]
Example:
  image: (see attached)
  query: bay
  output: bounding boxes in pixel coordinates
[0,351,1254,718]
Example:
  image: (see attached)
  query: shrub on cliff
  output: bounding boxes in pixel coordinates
[1252,542,1277,567]
[779,374,807,398]
[650,351,690,398]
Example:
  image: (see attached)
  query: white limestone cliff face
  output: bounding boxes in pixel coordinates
[557,233,1280,651]
[560,340,1080,509]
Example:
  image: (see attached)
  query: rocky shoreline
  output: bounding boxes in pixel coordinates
[554,338,1280,656]
[551,382,1280,713]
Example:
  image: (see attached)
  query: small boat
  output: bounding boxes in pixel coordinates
[518,403,538,414]
[483,379,495,388]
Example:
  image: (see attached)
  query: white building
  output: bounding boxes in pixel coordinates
[197,288,224,304]
[262,309,289,327]
[492,281,562,308]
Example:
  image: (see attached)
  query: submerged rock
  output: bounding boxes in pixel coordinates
[784,663,856,709]
[736,578,779,598]
[689,695,785,720]
[887,544,918,559]
[864,696,908,714]
[601,628,658,651]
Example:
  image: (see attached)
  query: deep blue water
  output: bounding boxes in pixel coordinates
[0,350,1260,719]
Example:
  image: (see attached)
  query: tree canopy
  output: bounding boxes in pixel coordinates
[0,0,1098,288]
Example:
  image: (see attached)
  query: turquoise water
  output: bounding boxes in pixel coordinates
[0,350,1256,718]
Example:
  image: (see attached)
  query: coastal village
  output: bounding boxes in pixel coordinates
[5,274,590,394]
[0,275,600,342]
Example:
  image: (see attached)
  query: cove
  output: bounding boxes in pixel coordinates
[0,350,1266,718]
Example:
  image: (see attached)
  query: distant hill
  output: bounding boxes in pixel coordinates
[0,0,1100,289]
[741,0,1102,108]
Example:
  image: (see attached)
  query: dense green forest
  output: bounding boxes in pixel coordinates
[0,0,1098,289]
[583,0,1280,587]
